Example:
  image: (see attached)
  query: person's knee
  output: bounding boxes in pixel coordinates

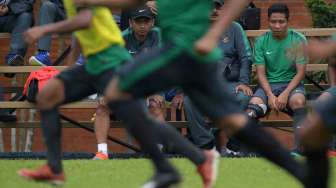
[36,79,64,109]
[96,105,109,117]
[236,93,251,109]
[16,12,33,26]
[41,1,57,14]
[246,97,267,118]
[289,94,306,109]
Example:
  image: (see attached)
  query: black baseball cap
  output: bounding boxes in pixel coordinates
[130,6,154,20]
[213,0,224,6]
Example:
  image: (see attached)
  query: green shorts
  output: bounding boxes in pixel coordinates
[85,45,132,75]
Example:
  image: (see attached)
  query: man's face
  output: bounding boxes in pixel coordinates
[269,13,288,38]
[130,17,154,38]
[210,2,222,21]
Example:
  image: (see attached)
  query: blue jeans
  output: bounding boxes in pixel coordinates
[37,1,66,51]
[0,12,33,57]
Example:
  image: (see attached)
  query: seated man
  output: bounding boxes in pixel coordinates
[246,3,307,154]
[184,0,253,152]
[92,5,163,160]
[0,0,34,77]
[29,0,65,66]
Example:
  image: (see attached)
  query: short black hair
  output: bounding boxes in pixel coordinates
[268,3,289,20]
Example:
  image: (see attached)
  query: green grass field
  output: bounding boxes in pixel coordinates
[0,158,335,188]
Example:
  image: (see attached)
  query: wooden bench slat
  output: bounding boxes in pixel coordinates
[0,101,97,109]
[0,66,68,73]
[246,28,336,37]
[0,64,329,74]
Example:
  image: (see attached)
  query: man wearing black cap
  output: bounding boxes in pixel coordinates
[122,5,160,56]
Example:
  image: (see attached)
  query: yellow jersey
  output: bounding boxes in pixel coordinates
[63,0,125,57]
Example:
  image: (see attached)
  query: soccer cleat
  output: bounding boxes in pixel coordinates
[328,150,336,157]
[142,171,181,188]
[92,152,109,160]
[29,51,52,66]
[5,54,24,78]
[18,164,65,185]
[197,149,220,188]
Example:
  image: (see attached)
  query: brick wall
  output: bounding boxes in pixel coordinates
[254,0,313,29]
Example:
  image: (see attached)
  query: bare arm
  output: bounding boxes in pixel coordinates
[24,9,93,44]
[194,0,251,55]
[283,64,306,95]
[257,65,273,97]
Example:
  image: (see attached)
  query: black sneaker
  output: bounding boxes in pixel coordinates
[142,171,181,188]
[0,113,17,122]
[5,54,24,78]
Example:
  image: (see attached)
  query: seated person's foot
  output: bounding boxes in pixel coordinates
[5,54,24,78]
[142,170,181,188]
[197,149,220,188]
[18,164,65,185]
[92,152,109,160]
[290,148,303,157]
[29,51,52,66]
[0,113,17,122]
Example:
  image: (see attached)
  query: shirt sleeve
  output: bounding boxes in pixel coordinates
[233,23,252,84]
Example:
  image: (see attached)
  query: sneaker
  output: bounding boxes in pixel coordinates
[0,113,17,122]
[4,54,24,78]
[18,164,65,185]
[75,54,85,65]
[328,150,336,157]
[92,152,109,160]
[197,149,220,188]
[142,171,181,188]
[29,51,52,66]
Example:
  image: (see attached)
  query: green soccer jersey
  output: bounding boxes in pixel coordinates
[157,0,222,62]
[254,29,307,83]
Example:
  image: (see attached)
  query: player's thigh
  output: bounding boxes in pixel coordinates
[56,65,97,104]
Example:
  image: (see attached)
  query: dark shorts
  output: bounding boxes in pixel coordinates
[253,82,305,105]
[313,94,336,133]
[56,65,115,104]
[117,43,242,120]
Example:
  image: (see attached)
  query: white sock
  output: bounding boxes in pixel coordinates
[97,143,108,155]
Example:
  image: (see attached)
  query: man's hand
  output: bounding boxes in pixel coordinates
[194,33,218,56]
[277,91,289,110]
[23,27,47,44]
[148,94,164,108]
[235,84,253,96]
[146,1,157,15]
[23,27,46,45]
[0,5,9,16]
[267,94,278,111]
[171,93,184,109]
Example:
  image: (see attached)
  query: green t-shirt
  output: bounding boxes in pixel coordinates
[86,45,132,75]
[157,0,222,62]
[254,29,307,83]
